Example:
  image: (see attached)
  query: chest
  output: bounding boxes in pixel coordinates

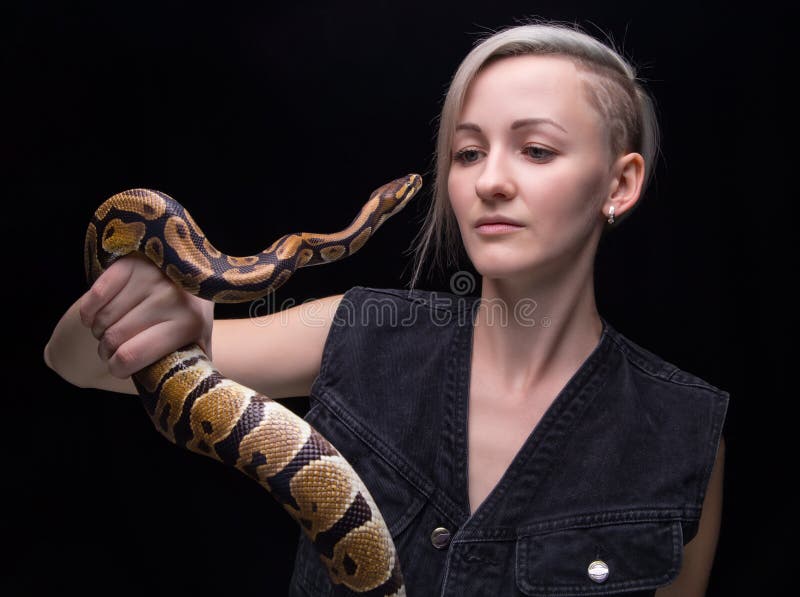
[466,370,563,515]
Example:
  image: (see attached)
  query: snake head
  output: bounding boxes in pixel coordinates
[372,174,422,228]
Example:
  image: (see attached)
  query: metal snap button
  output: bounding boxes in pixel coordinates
[587,559,609,583]
[430,526,451,549]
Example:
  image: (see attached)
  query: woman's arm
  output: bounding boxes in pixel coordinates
[655,437,726,597]
[201,294,343,398]
[44,253,343,398]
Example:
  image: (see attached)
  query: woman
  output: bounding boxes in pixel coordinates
[45,21,727,596]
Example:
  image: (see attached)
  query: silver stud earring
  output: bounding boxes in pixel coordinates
[607,205,616,225]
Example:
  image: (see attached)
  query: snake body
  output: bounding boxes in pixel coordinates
[84,174,422,596]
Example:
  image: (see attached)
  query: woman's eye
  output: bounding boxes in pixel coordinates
[523,145,554,160]
[453,148,482,164]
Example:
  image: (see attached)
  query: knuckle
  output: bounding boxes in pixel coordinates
[149,284,172,307]
[92,307,108,327]
[78,301,92,326]
[158,279,182,301]
[135,258,161,281]
[99,328,121,355]
[110,345,137,377]
[96,339,108,363]
[88,278,109,301]
[91,313,109,339]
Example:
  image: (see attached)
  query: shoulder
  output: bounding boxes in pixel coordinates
[599,320,728,543]
[311,286,473,414]
[600,319,729,485]
[338,285,476,309]
[602,319,729,405]
[332,286,478,328]
[316,286,475,386]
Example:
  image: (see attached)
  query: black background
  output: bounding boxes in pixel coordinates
[3,1,791,594]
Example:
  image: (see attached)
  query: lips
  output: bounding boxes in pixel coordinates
[474,215,524,228]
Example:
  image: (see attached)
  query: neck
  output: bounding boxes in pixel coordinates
[472,258,603,402]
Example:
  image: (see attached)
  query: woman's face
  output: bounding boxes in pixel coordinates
[448,54,616,282]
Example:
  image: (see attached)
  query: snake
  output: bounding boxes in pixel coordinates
[84,173,422,596]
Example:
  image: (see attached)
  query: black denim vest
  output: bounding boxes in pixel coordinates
[288,287,728,596]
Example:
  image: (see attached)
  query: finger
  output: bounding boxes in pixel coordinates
[100,286,209,375]
[78,256,137,330]
[105,319,196,379]
[90,277,152,342]
[95,281,183,361]
[90,255,170,339]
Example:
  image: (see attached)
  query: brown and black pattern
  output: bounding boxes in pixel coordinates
[85,175,421,303]
[87,175,421,596]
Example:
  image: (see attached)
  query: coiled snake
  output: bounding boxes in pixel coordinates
[84,174,422,596]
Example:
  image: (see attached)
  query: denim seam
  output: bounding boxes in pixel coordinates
[668,519,683,580]
[607,328,729,400]
[610,331,729,399]
[605,330,675,380]
[515,509,696,536]
[665,369,731,396]
[313,286,361,390]
[455,315,472,520]
[448,508,701,543]
[438,541,456,597]
[694,393,729,506]
[304,401,322,420]
[453,534,519,544]
[359,285,475,314]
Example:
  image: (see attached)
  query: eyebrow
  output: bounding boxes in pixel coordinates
[455,117,568,134]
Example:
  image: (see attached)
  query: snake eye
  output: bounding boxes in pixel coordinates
[105,226,115,239]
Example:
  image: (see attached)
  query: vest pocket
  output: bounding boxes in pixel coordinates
[515,517,683,596]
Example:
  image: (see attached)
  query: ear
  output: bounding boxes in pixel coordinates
[603,152,645,221]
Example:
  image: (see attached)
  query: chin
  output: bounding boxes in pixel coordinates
[471,259,535,281]
[466,245,536,279]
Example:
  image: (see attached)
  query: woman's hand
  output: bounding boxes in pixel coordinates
[47,252,339,398]
[78,252,214,379]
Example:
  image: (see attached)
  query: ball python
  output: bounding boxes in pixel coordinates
[84,173,422,596]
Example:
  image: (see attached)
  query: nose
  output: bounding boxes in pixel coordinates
[475,153,516,202]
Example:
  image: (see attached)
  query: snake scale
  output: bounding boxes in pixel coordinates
[84,173,422,596]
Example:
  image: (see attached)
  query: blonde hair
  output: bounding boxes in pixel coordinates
[408,20,661,289]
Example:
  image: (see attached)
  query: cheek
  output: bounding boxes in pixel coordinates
[530,161,607,222]
[447,172,472,226]
[573,165,609,217]
[447,168,465,201]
